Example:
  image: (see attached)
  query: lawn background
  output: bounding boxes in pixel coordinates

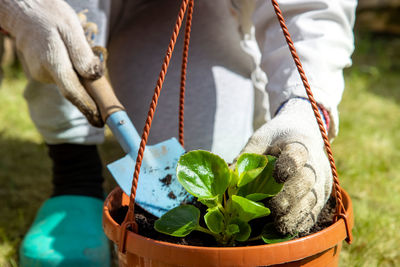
[1,17,400,267]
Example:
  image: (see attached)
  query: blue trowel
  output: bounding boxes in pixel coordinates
[84,76,189,217]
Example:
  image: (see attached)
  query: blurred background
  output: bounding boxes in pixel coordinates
[1,1,400,266]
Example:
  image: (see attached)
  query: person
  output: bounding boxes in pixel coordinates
[0,0,357,265]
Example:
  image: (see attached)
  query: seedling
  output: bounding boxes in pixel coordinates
[154,150,295,246]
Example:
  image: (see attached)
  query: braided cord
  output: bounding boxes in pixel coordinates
[179,0,194,146]
[270,1,347,220]
[124,0,190,223]
[119,0,351,245]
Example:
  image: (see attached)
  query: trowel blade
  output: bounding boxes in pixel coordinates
[107,138,191,217]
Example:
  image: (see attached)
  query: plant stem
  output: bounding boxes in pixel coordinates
[217,202,226,214]
[223,191,227,208]
[196,226,220,239]
[247,235,262,242]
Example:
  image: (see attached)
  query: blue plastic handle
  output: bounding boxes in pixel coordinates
[106,111,141,159]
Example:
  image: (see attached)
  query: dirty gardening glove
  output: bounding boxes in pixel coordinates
[0,0,104,126]
[241,98,333,235]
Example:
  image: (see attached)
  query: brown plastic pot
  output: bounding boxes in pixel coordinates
[103,187,353,267]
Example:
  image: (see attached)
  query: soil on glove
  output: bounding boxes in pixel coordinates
[110,196,336,247]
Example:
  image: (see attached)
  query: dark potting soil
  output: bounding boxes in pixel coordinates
[159,174,172,186]
[299,195,336,237]
[110,196,336,247]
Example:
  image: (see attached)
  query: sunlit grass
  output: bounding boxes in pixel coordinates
[337,34,400,267]
[0,66,51,266]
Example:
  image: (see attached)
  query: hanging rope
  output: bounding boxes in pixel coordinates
[179,0,194,147]
[121,0,193,235]
[118,0,352,252]
[270,0,352,243]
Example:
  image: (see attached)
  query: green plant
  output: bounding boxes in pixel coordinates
[154,150,294,246]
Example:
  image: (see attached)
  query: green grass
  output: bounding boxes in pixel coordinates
[0,66,121,266]
[337,34,400,267]
[0,67,49,267]
[0,33,399,266]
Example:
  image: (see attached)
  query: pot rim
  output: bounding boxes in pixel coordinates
[103,187,353,266]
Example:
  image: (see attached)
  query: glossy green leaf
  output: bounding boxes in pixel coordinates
[229,218,251,241]
[177,150,230,198]
[237,156,283,199]
[154,205,200,237]
[204,207,225,234]
[236,153,268,187]
[261,222,296,244]
[245,193,271,202]
[231,195,270,222]
[226,224,240,235]
[199,195,222,209]
[229,170,239,187]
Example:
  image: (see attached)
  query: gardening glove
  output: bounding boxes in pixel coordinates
[240,98,333,235]
[0,0,104,127]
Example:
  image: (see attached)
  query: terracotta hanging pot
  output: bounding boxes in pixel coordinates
[103,186,353,267]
